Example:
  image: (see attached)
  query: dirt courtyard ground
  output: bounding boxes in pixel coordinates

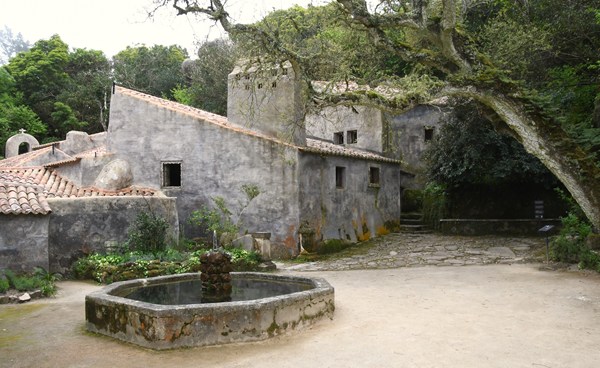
[1,263,600,368]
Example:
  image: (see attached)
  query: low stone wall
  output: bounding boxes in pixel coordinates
[47,196,178,273]
[0,215,49,272]
[439,219,561,236]
[86,272,335,350]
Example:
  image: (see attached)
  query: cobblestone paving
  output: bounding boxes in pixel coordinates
[277,233,548,271]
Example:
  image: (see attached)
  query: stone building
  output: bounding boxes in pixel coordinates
[1,62,408,271]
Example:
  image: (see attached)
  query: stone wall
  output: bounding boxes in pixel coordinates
[305,106,383,153]
[298,153,401,249]
[47,196,178,273]
[0,215,49,272]
[384,105,444,174]
[108,89,301,258]
[227,62,306,145]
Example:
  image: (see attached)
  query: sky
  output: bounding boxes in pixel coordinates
[0,0,327,59]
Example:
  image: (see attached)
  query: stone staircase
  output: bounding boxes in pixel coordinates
[399,212,432,233]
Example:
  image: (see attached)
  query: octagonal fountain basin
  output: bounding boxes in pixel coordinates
[85,272,335,350]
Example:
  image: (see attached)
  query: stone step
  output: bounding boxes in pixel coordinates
[401,218,423,225]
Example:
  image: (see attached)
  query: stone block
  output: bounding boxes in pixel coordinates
[232,234,255,252]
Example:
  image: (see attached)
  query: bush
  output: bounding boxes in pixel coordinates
[126,211,170,255]
[551,213,599,271]
[188,197,239,242]
[0,275,9,293]
[422,182,447,230]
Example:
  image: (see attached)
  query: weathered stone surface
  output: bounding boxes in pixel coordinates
[93,159,133,190]
[486,247,516,258]
[18,293,31,302]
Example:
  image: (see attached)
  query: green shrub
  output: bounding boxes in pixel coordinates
[127,211,170,255]
[226,247,261,271]
[188,198,239,241]
[401,189,423,212]
[422,182,447,230]
[551,213,599,271]
[0,275,9,293]
[4,269,43,291]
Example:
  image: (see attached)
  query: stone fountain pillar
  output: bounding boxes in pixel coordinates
[200,251,233,303]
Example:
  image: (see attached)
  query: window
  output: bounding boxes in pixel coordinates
[162,162,181,187]
[369,167,380,186]
[18,142,30,155]
[335,166,346,189]
[282,68,288,75]
[424,127,435,142]
[333,132,344,144]
[272,81,277,88]
[257,83,263,89]
[347,130,358,144]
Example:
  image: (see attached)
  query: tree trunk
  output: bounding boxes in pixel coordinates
[446,86,600,230]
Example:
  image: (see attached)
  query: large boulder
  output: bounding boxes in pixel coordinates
[94,159,133,190]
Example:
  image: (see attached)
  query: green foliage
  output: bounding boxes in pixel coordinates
[188,197,239,239]
[181,39,237,115]
[422,182,447,230]
[425,101,556,188]
[112,44,187,100]
[71,247,262,283]
[0,274,9,293]
[3,34,111,141]
[401,189,423,213]
[241,184,260,201]
[1,268,59,296]
[126,211,170,255]
[550,213,596,270]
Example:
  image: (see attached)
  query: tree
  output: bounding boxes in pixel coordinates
[0,68,45,157]
[154,0,600,229]
[177,39,237,115]
[112,44,188,100]
[4,35,112,141]
[0,26,30,65]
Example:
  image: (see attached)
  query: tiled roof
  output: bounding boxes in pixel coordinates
[117,86,400,163]
[0,171,52,215]
[0,167,157,215]
[304,138,401,163]
[0,146,51,168]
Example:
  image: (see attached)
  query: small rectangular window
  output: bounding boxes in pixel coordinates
[162,162,181,187]
[335,166,346,189]
[272,81,277,88]
[369,167,380,186]
[347,130,358,144]
[424,127,434,141]
[333,132,344,144]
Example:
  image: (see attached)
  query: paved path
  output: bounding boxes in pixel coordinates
[279,233,547,271]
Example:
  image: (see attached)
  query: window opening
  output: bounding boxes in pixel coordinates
[347,130,358,144]
[18,142,30,155]
[282,68,288,75]
[369,167,380,186]
[335,166,346,189]
[272,81,277,88]
[424,127,435,141]
[162,162,181,187]
[333,132,344,144]
[257,83,263,89]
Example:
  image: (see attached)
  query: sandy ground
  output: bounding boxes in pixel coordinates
[1,264,600,368]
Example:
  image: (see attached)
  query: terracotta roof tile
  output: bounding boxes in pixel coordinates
[0,167,158,215]
[303,138,401,163]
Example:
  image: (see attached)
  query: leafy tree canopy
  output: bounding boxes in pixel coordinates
[112,44,188,99]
